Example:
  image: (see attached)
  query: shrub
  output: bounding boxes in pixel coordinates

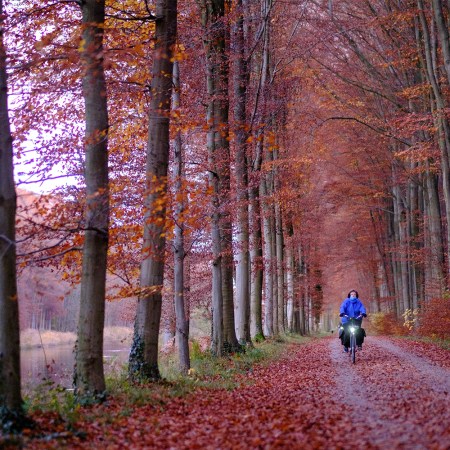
[369,311,405,335]
[402,308,419,332]
[417,296,450,340]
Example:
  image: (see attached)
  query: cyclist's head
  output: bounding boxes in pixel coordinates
[348,290,359,298]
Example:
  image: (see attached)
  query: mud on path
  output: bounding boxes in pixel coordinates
[19,336,450,450]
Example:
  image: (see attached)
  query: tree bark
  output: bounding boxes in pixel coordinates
[285,236,294,332]
[249,181,264,339]
[129,0,177,379]
[172,61,190,373]
[261,177,274,336]
[432,0,450,84]
[234,0,251,346]
[0,0,23,427]
[221,226,240,351]
[417,2,450,282]
[75,0,109,398]
[270,212,278,335]
[424,166,444,298]
[275,201,284,333]
[200,0,231,356]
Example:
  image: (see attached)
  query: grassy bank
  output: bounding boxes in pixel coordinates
[20,329,76,349]
[24,334,313,424]
[399,335,450,351]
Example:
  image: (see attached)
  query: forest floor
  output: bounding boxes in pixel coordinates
[4,335,450,449]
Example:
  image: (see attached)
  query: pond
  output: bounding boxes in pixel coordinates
[21,340,130,393]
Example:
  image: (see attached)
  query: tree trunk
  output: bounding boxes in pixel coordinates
[221,226,240,351]
[172,61,190,373]
[234,0,251,346]
[0,1,23,427]
[275,202,284,333]
[417,2,450,282]
[270,213,278,335]
[261,177,274,336]
[75,0,109,398]
[129,0,177,379]
[285,237,294,332]
[432,0,450,84]
[424,166,444,298]
[200,0,230,356]
[249,182,264,339]
[407,163,421,310]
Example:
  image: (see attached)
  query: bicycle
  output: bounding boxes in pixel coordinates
[343,315,362,364]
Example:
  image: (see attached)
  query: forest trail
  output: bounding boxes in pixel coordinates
[24,337,450,450]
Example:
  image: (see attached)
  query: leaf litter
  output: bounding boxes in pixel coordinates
[8,336,450,449]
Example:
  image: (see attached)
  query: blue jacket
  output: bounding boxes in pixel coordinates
[340,298,366,324]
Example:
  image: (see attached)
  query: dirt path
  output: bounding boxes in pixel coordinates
[330,336,450,449]
[22,336,450,449]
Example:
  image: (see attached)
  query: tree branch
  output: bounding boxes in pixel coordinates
[318,116,411,147]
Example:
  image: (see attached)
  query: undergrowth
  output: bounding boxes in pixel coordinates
[22,333,312,425]
[399,334,450,351]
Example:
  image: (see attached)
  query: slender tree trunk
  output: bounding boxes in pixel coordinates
[249,182,264,339]
[129,0,177,379]
[184,244,191,334]
[275,202,284,333]
[270,213,278,335]
[172,61,189,373]
[0,2,23,427]
[407,165,420,310]
[392,183,404,315]
[297,243,305,335]
[200,0,230,356]
[424,165,444,298]
[417,2,450,282]
[221,226,240,351]
[75,0,109,398]
[234,0,251,346]
[395,181,411,312]
[219,9,239,353]
[248,0,271,340]
[285,237,294,332]
[261,177,274,336]
[432,0,450,84]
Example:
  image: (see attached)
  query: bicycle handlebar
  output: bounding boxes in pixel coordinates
[343,314,363,320]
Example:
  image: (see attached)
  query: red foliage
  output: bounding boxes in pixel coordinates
[366,312,406,336]
[417,297,450,340]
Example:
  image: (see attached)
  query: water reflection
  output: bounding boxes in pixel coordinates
[21,340,130,393]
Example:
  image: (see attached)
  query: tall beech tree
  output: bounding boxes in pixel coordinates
[200,0,239,355]
[432,0,450,85]
[172,60,190,373]
[0,0,23,428]
[233,0,252,346]
[129,0,177,379]
[417,0,450,281]
[74,0,109,398]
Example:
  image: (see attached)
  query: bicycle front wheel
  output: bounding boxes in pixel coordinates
[350,334,356,364]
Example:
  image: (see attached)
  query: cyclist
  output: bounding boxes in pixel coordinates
[339,289,367,353]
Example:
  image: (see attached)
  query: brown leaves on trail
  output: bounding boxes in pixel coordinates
[386,338,450,369]
[11,337,450,449]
